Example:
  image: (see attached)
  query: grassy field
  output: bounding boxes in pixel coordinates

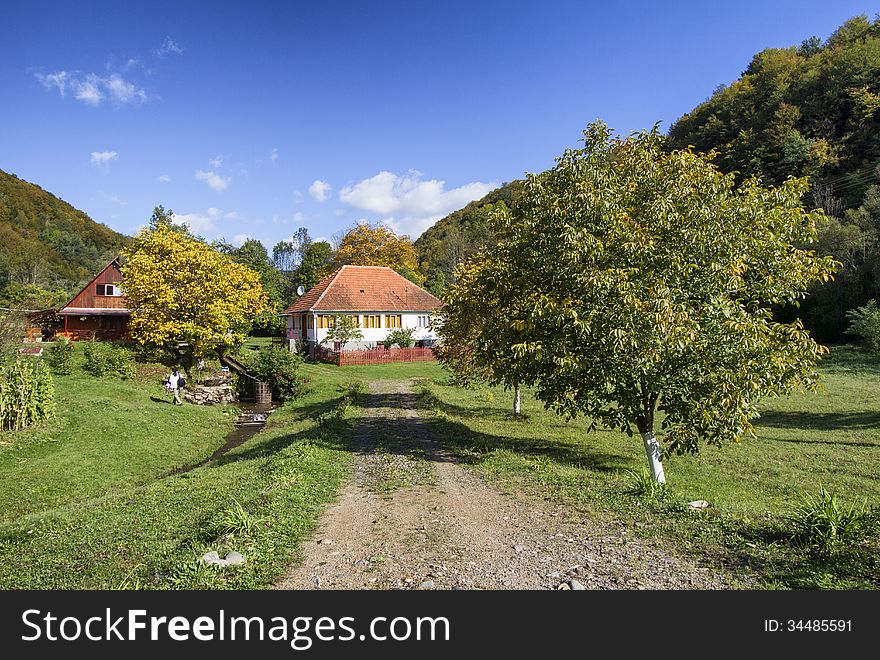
[1,344,877,589]
[418,347,880,589]
[0,353,367,589]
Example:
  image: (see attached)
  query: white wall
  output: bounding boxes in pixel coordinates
[286,312,437,348]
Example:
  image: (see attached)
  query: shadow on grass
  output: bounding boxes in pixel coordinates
[756,410,880,432]
[150,396,173,405]
[419,389,628,473]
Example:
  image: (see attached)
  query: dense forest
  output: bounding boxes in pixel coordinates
[0,169,129,309]
[667,14,880,340]
[418,14,880,341]
[415,180,523,285]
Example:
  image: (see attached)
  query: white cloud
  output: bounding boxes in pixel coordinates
[339,170,497,236]
[293,211,305,222]
[35,71,68,96]
[155,37,183,57]
[309,179,331,202]
[109,195,127,206]
[90,151,118,166]
[158,174,171,182]
[106,74,146,104]
[195,170,231,192]
[208,156,223,168]
[75,76,103,105]
[334,209,346,218]
[174,212,216,234]
[207,207,221,217]
[232,233,250,247]
[36,70,146,106]
[224,211,242,220]
[269,148,278,164]
[292,191,303,205]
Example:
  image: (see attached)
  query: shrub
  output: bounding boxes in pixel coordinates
[83,340,137,380]
[788,487,868,554]
[47,337,75,375]
[0,357,55,432]
[845,300,880,351]
[246,347,310,401]
[383,327,417,348]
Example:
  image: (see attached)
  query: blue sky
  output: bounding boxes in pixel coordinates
[2,1,877,248]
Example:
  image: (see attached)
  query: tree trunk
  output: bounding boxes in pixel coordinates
[640,431,666,484]
[513,383,521,417]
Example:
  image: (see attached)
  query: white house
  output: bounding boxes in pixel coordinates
[280,265,442,352]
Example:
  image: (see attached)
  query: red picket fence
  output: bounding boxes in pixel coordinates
[315,345,435,366]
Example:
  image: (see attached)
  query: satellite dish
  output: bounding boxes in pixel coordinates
[296,285,305,296]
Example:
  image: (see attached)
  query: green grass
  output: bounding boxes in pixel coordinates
[0,355,368,589]
[418,346,880,589]
[0,355,233,521]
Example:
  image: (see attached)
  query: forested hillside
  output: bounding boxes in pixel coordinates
[417,15,880,341]
[667,15,880,340]
[0,169,129,308]
[415,180,523,285]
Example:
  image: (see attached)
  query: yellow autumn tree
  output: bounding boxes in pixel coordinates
[334,222,422,282]
[121,224,269,357]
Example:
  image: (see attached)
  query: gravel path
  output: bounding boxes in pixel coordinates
[275,379,732,590]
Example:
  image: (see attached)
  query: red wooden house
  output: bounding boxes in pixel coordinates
[57,257,130,340]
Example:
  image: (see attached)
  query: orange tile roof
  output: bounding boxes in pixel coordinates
[281,265,441,314]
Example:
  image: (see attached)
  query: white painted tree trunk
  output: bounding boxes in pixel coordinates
[640,431,666,484]
[513,384,521,416]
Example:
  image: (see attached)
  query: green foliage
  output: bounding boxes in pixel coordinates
[382,327,417,349]
[440,121,835,480]
[665,15,880,340]
[320,315,364,349]
[295,241,333,293]
[83,341,137,380]
[845,299,880,350]
[246,347,310,401]
[0,169,128,295]
[0,357,54,433]
[215,497,255,537]
[788,488,869,554]
[47,336,74,375]
[625,468,667,498]
[415,182,523,283]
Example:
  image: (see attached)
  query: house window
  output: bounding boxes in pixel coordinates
[96,283,122,296]
[385,314,402,328]
[317,315,336,329]
[364,314,381,329]
[347,315,361,327]
[306,315,314,329]
[417,315,429,328]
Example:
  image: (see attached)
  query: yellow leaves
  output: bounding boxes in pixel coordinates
[334,222,421,278]
[121,225,269,351]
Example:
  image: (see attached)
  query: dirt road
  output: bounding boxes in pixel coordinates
[276,380,731,590]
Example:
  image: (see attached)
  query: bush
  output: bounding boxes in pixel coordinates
[788,487,868,554]
[246,347,310,401]
[47,337,75,375]
[845,300,880,351]
[0,357,55,432]
[383,327,417,348]
[83,341,137,380]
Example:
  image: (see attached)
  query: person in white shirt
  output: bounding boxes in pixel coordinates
[167,367,184,406]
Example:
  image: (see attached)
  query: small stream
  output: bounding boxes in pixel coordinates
[172,401,278,475]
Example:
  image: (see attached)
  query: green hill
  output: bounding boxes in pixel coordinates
[0,169,129,307]
[415,180,524,283]
[666,15,880,340]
